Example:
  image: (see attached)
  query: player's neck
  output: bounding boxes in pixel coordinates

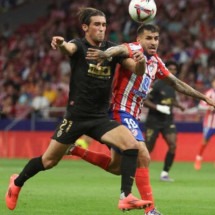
[85,36,102,47]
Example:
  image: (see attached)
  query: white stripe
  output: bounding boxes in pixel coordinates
[120,73,137,114]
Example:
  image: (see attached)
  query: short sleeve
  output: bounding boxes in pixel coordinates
[124,42,143,58]
[154,55,170,79]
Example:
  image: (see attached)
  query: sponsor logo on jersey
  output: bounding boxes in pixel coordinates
[132,89,147,99]
[88,64,111,80]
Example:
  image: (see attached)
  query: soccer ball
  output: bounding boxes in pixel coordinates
[128,0,157,23]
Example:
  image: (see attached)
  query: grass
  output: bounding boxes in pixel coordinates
[0,159,215,215]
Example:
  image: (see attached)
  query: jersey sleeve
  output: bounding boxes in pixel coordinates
[123,42,143,58]
[154,55,170,79]
[68,38,82,51]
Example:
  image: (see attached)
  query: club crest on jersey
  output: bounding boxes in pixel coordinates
[147,64,155,74]
[131,129,138,137]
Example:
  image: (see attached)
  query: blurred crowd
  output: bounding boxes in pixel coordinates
[0,0,27,13]
[0,0,215,121]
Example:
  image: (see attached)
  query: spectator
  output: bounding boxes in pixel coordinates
[0,0,214,122]
[31,85,50,119]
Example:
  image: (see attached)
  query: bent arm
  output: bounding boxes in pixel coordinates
[173,99,185,111]
[144,99,157,110]
[144,99,171,114]
[121,50,145,76]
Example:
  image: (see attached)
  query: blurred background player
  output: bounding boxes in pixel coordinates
[194,78,215,170]
[144,61,185,182]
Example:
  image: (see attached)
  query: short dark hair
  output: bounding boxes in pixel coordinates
[137,24,160,36]
[165,60,178,69]
[78,7,106,25]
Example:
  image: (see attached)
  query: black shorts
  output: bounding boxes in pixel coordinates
[145,121,177,135]
[145,122,177,145]
[52,117,120,145]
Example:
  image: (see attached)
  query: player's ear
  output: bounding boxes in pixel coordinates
[82,24,88,32]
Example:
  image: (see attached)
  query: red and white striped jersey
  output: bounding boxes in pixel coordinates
[111,42,170,120]
[199,88,215,128]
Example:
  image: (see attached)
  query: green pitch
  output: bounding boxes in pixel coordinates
[0,159,215,215]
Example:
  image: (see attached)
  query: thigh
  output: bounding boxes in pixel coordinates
[161,123,177,145]
[86,117,120,142]
[52,118,87,144]
[114,111,145,142]
[100,124,139,151]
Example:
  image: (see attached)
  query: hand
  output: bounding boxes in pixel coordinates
[179,106,185,111]
[86,48,109,65]
[205,97,215,109]
[156,104,171,115]
[51,36,65,50]
[132,50,145,63]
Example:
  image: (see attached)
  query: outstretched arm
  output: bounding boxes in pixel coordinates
[51,36,77,56]
[164,74,215,107]
[86,44,129,61]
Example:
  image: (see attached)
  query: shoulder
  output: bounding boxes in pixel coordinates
[68,38,81,44]
[68,38,87,50]
[153,55,170,79]
[126,42,142,51]
[126,42,142,52]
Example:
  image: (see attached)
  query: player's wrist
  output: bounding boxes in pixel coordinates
[156,104,163,110]
[156,104,171,115]
[58,40,66,47]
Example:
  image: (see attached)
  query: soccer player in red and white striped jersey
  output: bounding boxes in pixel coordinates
[75,24,215,215]
[111,42,169,120]
[194,78,215,170]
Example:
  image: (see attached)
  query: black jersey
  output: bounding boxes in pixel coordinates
[65,38,124,120]
[145,79,176,124]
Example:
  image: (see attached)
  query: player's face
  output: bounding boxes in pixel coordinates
[167,65,177,75]
[83,16,106,46]
[137,30,159,56]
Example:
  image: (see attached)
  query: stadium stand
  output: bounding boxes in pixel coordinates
[0,0,214,122]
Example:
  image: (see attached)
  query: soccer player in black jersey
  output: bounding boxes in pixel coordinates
[144,61,185,182]
[5,7,150,211]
